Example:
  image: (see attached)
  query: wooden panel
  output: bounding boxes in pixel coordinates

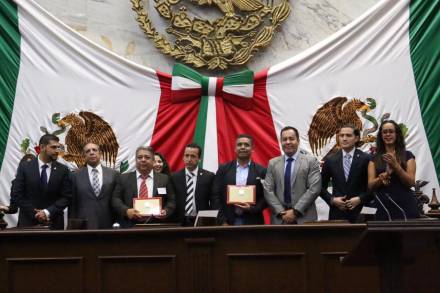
[185,237,215,293]
[6,257,83,293]
[97,255,176,293]
[321,252,379,293]
[227,253,306,293]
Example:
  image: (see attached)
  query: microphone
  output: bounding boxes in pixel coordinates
[384,193,407,221]
[374,192,391,221]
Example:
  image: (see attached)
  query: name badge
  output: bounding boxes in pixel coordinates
[157,187,167,195]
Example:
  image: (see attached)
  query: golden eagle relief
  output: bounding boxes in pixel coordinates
[131,0,290,70]
[308,97,372,156]
[56,111,119,168]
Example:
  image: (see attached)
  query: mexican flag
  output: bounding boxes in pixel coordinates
[1,0,439,225]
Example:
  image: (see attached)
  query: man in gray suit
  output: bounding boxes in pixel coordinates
[264,126,321,224]
[70,142,119,229]
[112,146,175,227]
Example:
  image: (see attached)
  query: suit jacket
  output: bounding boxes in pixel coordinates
[111,170,176,227]
[70,165,119,229]
[171,168,215,225]
[212,161,267,225]
[320,149,371,222]
[264,151,321,224]
[12,158,72,229]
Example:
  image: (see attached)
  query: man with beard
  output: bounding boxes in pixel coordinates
[12,134,72,229]
[212,134,266,225]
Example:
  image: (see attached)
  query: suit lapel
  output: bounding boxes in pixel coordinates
[46,161,59,188]
[97,167,109,199]
[129,172,138,198]
[152,171,159,197]
[346,149,360,183]
[276,157,285,192]
[246,162,256,185]
[335,150,345,182]
[81,167,98,199]
[291,153,302,188]
[227,162,237,185]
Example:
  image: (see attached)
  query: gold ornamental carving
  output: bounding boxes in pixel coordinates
[131,0,291,70]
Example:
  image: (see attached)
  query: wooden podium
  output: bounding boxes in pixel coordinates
[343,220,440,293]
[1,223,439,293]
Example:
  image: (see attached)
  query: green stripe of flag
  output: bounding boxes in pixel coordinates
[224,69,253,86]
[409,0,440,182]
[0,0,21,167]
[193,76,210,168]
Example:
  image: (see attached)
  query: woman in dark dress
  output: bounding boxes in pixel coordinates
[368,120,419,220]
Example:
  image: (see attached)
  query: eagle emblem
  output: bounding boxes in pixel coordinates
[131,0,290,70]
[307,97,409,157]
[56,111,119,168]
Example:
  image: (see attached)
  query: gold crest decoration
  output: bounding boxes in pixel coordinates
[131,0,291,70]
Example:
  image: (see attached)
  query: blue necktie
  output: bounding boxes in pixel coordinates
[41,164,48,186]
[284,158,294,206]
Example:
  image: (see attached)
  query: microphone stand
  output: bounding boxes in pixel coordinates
[374,192,392,221]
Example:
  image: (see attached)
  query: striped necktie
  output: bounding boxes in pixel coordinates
[343,153,352,181]
[185,172,195,216]
[139,175,149,198]
[92,168,101,196]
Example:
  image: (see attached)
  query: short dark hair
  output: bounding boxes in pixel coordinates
[280,126,299,140]
[135,146,155,157]
[39,134,59,145]
[185,143,202,157]
[339,124,360,137]
[236,134,254,145]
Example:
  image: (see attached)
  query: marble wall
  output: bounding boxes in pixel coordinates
[34,0,379,75]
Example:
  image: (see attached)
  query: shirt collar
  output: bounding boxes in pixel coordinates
[236,160,251,168]
[186,167,198,176]
[87,163,102,173]
[136,169,154,179]
[342,148,356,158]
[284,151,299,162]
[38,156,52,169]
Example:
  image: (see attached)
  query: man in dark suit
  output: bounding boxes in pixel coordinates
[212,134,266,225]
[11,134,72,229]
[70,143,119,229]
[112,146,176,228]
[171,143,214,226]
[320,124,371,223]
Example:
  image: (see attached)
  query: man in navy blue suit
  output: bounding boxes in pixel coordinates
[12,134,72,229]
[320,124,371,222]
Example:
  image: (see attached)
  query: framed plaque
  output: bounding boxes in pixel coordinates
[227,185,256,204]
[133,197,162,216]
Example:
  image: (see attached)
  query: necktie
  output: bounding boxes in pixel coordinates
[40,164,48,186]
[343,153,352,180]
[92,168,101,196]
[185,172,195,216]
[139,175,149,198]
[284,158,294,205]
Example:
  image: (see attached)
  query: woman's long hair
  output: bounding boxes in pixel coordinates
[155,152,171,175]
[374,120,407,171]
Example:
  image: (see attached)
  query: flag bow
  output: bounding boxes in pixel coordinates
[171,63,254,110]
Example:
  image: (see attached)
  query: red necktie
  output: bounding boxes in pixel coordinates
[138,175,149,198]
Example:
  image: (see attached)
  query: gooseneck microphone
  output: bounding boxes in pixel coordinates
[374,192,391,221]
[384,193,407,221]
